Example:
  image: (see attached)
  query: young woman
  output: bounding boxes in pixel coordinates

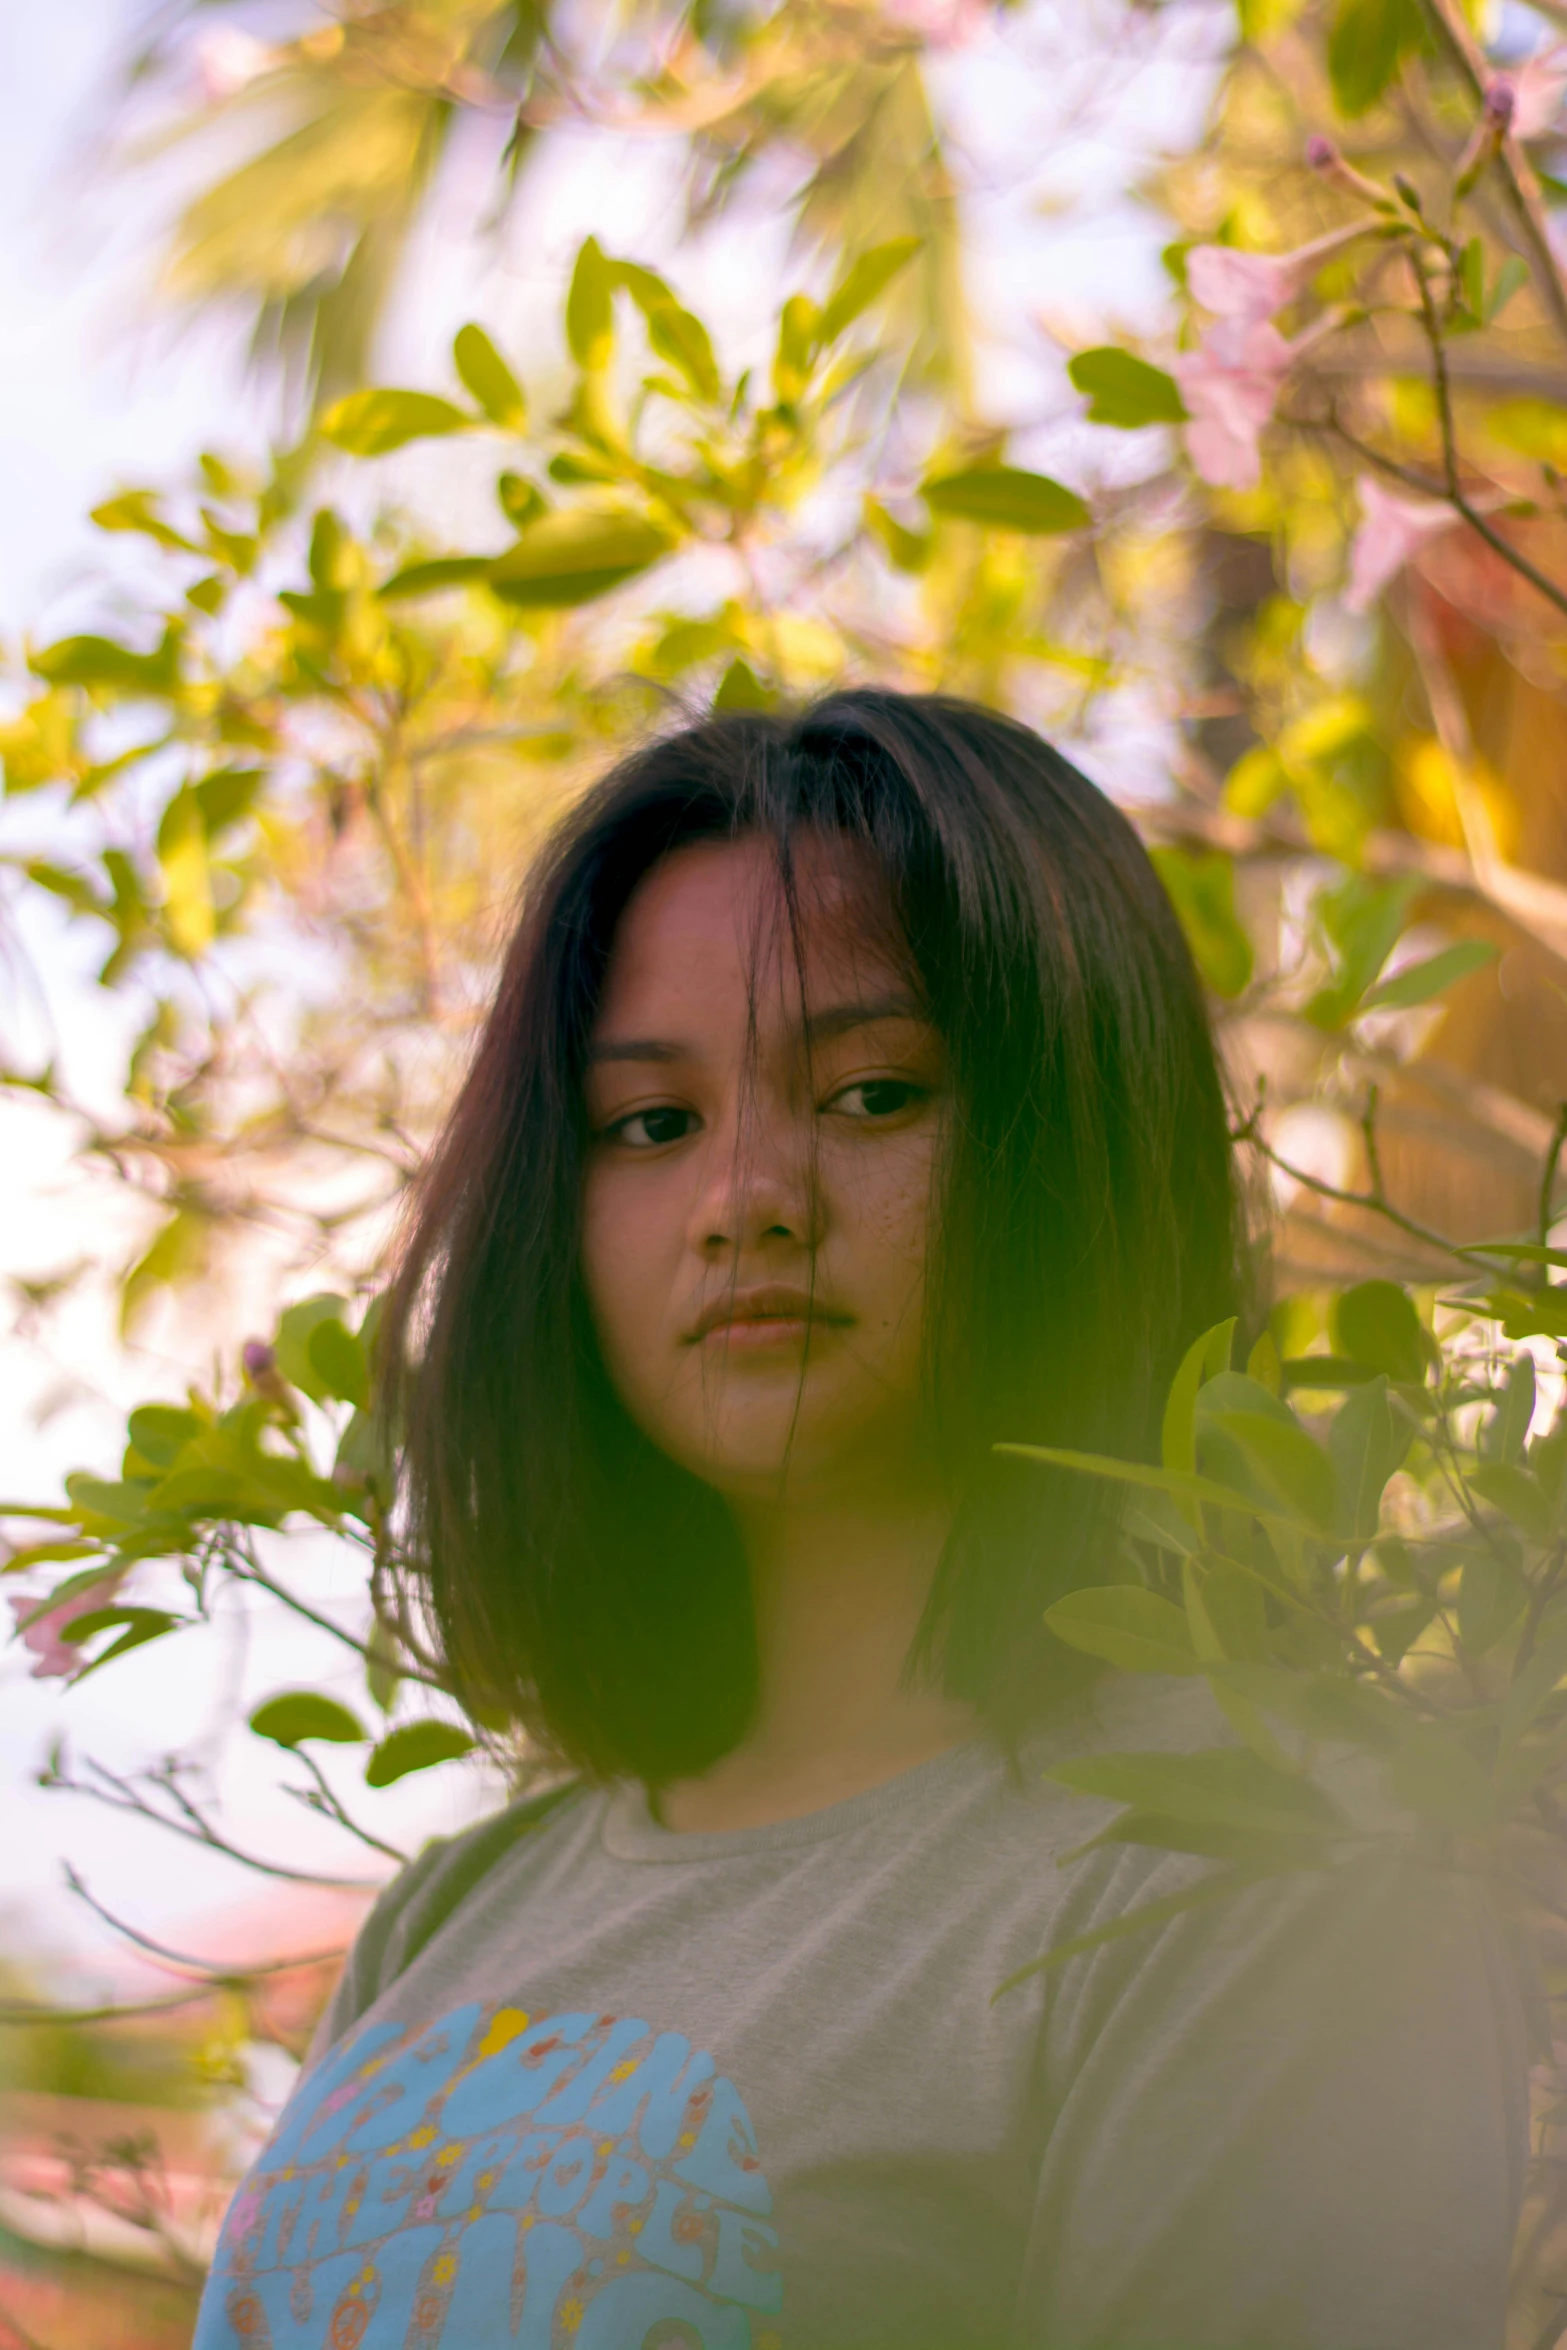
[194,691,1528,2350]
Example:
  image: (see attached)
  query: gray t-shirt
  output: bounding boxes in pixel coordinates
[191,1682,1530,2350]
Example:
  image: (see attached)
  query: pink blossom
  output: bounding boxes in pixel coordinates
[8,1570,126,1680]
[1172,319,1298,490]
[1498,45,1567,140]
[878,0,989,45]
[1344,475,1457,612]
[1186,223,1369,329]
[194,27,278,103]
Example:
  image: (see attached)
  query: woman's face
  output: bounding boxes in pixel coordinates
[580,831,948,1504]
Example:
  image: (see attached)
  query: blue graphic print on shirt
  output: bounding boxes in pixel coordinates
[193,2002,783,2350]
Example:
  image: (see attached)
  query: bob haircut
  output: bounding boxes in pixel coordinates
[386,689,1242,1784]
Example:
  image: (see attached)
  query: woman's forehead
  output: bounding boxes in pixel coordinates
[594,832,910,1030]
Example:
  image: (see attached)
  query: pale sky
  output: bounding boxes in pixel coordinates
[0,0,1225,1976]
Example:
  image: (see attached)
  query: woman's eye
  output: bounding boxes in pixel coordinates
[830,1078,926,1121]
[609,1105,697,1149]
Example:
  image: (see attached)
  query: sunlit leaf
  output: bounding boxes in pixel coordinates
[1068,347,1187,427]
[1333,1281,1425,1383]
[251,1691,368,1748]
[1361,940,1497,1012]
[818,237,922,345]
[320,389,472,456]
[365,1719,475,1786]
[486,509,674,608]
[453,323,526,430]
[1149,846,1253,997]
[922,465,1089,535]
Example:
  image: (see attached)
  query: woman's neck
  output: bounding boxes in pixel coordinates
[656,1485,977,1834]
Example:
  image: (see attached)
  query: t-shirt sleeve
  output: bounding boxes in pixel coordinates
[1014,1851,1532,2350]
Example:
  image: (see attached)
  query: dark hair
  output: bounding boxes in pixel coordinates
[386,689,1241,1782]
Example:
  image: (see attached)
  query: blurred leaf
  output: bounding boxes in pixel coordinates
[817,237,922,344]
[645,301,721,403]
[1328,0,1420,115]
[379,556,494,601]
[998,1440,1308,1537]
[1328,1376,1409,1540]
[453,323,526,430]
[1068,347,1187,427]
[1458,1550,1529,1655]
[1162,1318,1237,1480]
[1208,1664,1410,1754]
[60,1606,180,1679]
[1149,846,1253,997]
[497,472,547,530]
[1333,1281,1425,1383]
[922,465,1089,534]
[250,1691,367,1748]
[863,496,932,572]
[566,237,616,371]
[487,509,674,608]
[274,1294,351,1403]
[365,1719,475,1786]
[1491,1355,1537,1466]
[1210,1408,1337,1531]
[1305,874,1417,1028]
[31,629,180,698]
[308,1317,369,1410]
[1361,940,1497,1012]
[126,1405,203,1468]
[320,389,472,456]
[156,788,215,957]
[713,659,773,711]
[1499,1611,1567,1753]
[1049,1746,1345,1835]
[194,767,265,840]
[90,490,200,554]
[1471,1462,1555,1542]
[1044,1586,1200,1675]
[773,293,821,405]
[1487,1288,1567,1341]
[1381,1726,1495,1830]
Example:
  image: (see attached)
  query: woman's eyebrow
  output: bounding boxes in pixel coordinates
[584,1037,684,1067]
[804,993,928,1044]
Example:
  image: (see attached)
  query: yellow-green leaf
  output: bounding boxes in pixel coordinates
[922,465,1089,535]
[453,324,526,430]
[320,389,472,457]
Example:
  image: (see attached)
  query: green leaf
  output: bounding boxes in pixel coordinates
[1488,255,1529,323]
[250,1691,368,1748]
[1457,1551,1529,1656]
[1492,1354,1537,1466]
[31,630,180,698]
[59,1606,180,1680]
[863,496,933,573]
[1162,1319,1237,1480]
[995,1441,1310,1539]
[497,473,547,531]
[1333,1280,1426,1383]
[89,490,200,554]
[1499,1610,1567,1754]
[566,237,616,371]
[773,293,821,404]
[1043,1586,1200,1676]
[994,1870,1256,1994]
[365,1719,476,1787]
[1281,1355,1376,1390]
[308,1317,369,1410]
[1328,0,1420,117]
[1149,846,1253,997]
[453,324,526,430]
[274,1294,350,1403]
[1048,1746,1346,1835]
[818,238,922,345]
[1471,1462,1555,1542]
[1207,1663,1411,1754]
[155,787,215,958]
[922,465,1089,535]
[486,509,674,608]
[1068,347,1188,427]
[1328,1376,1409,1540]
[1305,872,1418,1029]
[1486,1288,1567,1341]
[63,1474,150,1526]
[1361,939,1497,1012]
[1210,1409,1337,1531]
[194,767,265,840]
[1370,1597,1437,1663]
[319,390,472,457]
[645,302,721,403]
[378,557,495,601]
[712,659,773,712]
[126,1405,203,1469]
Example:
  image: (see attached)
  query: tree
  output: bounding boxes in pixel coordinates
[8,0,1567,2335]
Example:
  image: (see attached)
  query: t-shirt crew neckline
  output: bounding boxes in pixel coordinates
[601,1735,997,1861]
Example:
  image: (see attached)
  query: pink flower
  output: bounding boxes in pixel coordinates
[1185,223,1369,329]
[1172,320,1297,490]
[194,27,278,103]
[878,0,989,44]
[1344,475,1457,613]
[9,1571,126,1680]
[1498,45,1567,140]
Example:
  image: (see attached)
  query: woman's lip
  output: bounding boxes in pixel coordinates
[687,1294,851,1344]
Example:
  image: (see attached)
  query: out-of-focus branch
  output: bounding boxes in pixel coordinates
[1420,0,1567,350]
[42,1753,384,1891]
[65,1869,348,1984]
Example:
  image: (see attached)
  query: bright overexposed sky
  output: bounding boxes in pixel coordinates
[0,0,1226,1977]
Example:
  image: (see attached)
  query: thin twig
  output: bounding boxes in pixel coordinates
[63,1867,349,1982]
[286,1746,408,1864]
[1539,1106,1567,1250]
[45,1755,382,1890]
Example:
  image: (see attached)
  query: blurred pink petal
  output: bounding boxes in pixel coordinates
[9,1570,126,1680]
[1172,320,1296,490]
[195,27,278,103]
[878,0,990,43]
[1186,224,1367,328]
[1503,46,1567,139]
[1344,476,1457,613]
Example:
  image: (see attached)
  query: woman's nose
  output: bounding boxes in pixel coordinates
[688,1105,818,1258]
